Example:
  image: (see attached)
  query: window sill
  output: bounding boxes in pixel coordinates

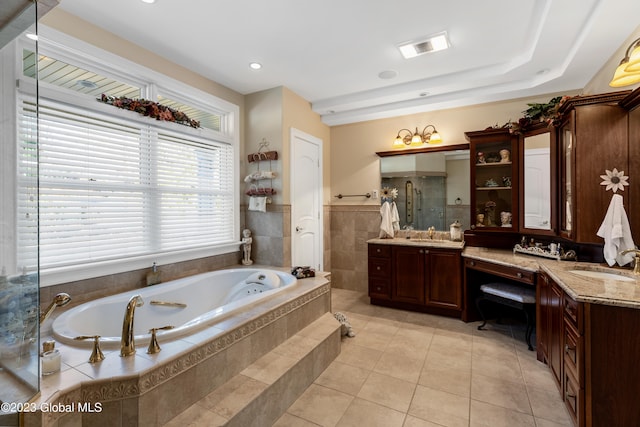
[39,242,242,287]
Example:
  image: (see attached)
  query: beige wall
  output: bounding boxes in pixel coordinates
[329,91,579,206]
[584,23,640,94]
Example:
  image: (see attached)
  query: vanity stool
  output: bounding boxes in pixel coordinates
[476,282,536,351]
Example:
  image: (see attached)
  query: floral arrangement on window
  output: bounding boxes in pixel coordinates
[98,94,201,128]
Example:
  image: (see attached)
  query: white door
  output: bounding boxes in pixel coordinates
[290,128,323,270]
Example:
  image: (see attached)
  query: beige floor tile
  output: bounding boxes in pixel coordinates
[517,353,559,392]
[274,412,324,426]
[534,417,574,427]
[314,360,370,395]
[470,372,532,415]
[386,327,432,357]
[373,350,425,383]
[336,397,406,427]
[335,342,383,371]
[349,328,393,351]
[408,385,470,427]
[162,403,227,427]
[471,351,524,383]
[526,385,573,425]
[356,371,416,412]
[429,332,473,353]
[424,345,472,371]
[469,399,536,427]
[402,415,445,427]
[419,363,471,398]
[287,384,354,427]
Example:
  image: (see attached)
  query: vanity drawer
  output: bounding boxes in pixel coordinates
[369,258,391,278]
[563,294,583,333]
[369,278,391,299]
[369,244,391,258]
[563,368,583,427]
[563,320,583,383]
[464,258,535,285]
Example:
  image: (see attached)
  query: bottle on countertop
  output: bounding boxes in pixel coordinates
[146,262,161,286]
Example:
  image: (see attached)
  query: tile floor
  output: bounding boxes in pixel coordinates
[169,288,573,427]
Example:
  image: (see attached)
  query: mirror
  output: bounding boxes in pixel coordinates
[0,3,40,419]
[522,130,553,231]
[380,149,471,231]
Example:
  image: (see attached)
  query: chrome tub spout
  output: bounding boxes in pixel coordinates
[120,295,144,357]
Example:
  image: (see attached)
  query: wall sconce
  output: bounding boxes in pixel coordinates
[393,125,442,148]
[609,37,640,87]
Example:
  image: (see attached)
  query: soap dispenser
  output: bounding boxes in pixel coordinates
[450,220,462,242]
[146,262,161,286]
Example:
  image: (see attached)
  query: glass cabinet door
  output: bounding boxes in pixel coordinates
[560,119,574,238]
[466,129,518,231]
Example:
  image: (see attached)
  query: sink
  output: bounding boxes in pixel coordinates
[568,269,635,282]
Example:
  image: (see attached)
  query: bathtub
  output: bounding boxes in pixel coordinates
[52,268,297,349]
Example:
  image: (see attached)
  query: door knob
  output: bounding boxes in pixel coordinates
[296,226,303,232]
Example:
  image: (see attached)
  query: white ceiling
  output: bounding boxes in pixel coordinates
[56,0,640,126]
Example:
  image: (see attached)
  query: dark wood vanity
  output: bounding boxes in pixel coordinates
[370,87,640,427]
[368,242,463,317]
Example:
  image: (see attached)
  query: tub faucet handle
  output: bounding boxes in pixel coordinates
[147,325,174,354]
[74,335,105,363]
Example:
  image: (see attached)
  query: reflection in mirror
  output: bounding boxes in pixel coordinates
[0,3,40,417]
[523,132,551,230]
[380,150,470,231]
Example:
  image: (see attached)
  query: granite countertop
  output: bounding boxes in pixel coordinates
[462,247,640,309]
[367,237,465,250]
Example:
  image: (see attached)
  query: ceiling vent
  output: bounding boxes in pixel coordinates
[398,32,450,59]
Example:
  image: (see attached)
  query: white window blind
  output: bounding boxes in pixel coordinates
[17,96,235,270]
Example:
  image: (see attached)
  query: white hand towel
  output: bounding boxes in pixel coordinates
[596,194,635,266]
[248,196,267,212]
[391,201,400,232]
[379,201,394,238]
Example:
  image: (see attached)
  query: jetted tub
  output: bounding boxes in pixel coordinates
[52,268,296,349]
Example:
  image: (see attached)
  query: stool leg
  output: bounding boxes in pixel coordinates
[476,297,488,330]
[523,306,534,351]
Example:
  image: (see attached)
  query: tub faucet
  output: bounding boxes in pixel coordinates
[619,249,640,275]
[120,295,144,357]
[40,293,72,324]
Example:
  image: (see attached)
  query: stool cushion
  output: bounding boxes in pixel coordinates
[480,283,536,304]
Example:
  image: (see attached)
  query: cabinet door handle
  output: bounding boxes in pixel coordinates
[565,343,576,355]
[565,391,577,401]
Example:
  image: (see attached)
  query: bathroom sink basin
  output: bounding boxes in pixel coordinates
[568,269,635,282]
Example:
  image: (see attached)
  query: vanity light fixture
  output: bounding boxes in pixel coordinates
[393,124,442,148]
[609,37,640,87]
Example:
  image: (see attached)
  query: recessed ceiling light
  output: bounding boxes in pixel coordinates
[26,33,38,41]
[378,70,398,80]
[249,62,262,70]
[76,80,98,89]
[398,32,450,59]
[141,0,156,3]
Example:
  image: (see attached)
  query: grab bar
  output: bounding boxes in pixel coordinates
[150,300,187,308]
[334,193,371,199]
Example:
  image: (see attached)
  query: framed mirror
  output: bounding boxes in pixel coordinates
[519,123,556,234]
[378,144,471,231]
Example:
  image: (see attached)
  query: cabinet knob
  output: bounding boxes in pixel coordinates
[470,261,475,266]
[564,343,576,355]
[376,266,381,270]
[419,249,423,254]
[517,272,523,278]
[376,248,381,253]
[376,286,381,291]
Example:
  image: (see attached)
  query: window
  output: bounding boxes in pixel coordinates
[12,32,239,285]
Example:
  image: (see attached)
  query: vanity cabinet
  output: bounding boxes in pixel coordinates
[557,92,631,243]
[537,270,640,427]
[465,128,518,231]
[368,243,462,316]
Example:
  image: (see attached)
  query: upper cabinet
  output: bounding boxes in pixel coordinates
[465,128,518,231]
[519,123,556,235]
[557,92,631,244]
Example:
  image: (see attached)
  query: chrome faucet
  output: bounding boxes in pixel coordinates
[619,249,640,275]
[120,295,144,357]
